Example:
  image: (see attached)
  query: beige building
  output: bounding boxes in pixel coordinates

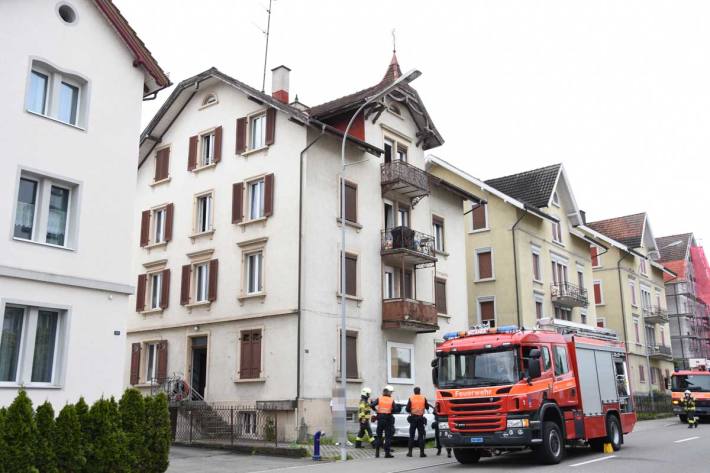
[586,213,674,394]
[428,159,600,329]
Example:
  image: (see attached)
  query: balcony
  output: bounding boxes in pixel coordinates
[381,161,431,204]
[381,226,436,267]
[644,306,669,324]
[551,282,589,308]
[646,345,673,361]
[382,298,438,333]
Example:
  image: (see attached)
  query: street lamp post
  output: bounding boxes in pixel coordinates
[337,68,421,461]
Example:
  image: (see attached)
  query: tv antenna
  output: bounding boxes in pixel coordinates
[253,0,274,93]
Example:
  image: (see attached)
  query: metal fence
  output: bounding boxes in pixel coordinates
[632,392,673,415]
[170,403,279,446]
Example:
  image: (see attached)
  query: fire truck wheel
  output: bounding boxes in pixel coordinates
[678,415,687,423]
[452,448,481,464]
[535,421,565,464]
[606,415,622,451]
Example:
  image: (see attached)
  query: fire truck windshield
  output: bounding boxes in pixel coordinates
[672,374,710,392]
[438,347,519,388]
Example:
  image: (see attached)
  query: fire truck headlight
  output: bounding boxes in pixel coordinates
[506,418,530,428]
[438,422,449,431]
[672,400,679,405]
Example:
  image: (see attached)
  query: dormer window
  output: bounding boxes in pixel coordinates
[26,60,87,128]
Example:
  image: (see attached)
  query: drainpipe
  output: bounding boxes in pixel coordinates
[668,274,686,370]
[296,126,326,406]
[616,253,637,407]
[511,210,527,328]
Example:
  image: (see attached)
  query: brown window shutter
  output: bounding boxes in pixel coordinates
[342,180,357,223]
[232,182,244,223]
[435,279,447,314]
[208,259,219,302]
[130,343,141,385]
[344,254,357,296]
[480,301,495,322]
[251,330,262,378]
[160,269,170,309]
[403,270,413,299]
[472,204,486,230]
[140,210,150,247]
[236,117,247,154]
[345,331,358,379]
[240,331,252,379]
[478,251,492,279]
[188,135,198,171]
[264,174,274,217]
[156,340,168,382]
[265,108,276,146]
[180,265,191,305]
[154,148,170,181]
[213,126,223,163]
[136,274,147,312]
[164,203,174,242]
[594,283,602,304]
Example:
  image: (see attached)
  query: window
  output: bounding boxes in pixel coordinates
[534,294,544,319]
[149,272,163,310]
[433,216,445,252]
[248,179,265,220]
[153,208,166,244]
[341,180,357,223]
[552,191,560,206]
[195,192,213,234]
[596,318,606,328]
[435,278,447,315]
[401,270,414,299]
[383,137,408,164]
[239,329,262,379]
[541,347,552,372]
[476,249,494,280]
[1,305,65,385]
[250,113,267,149]
[552,221,562,244]
[387,342,413,383]
[593,281,603,305]
[532,247,542,281]
[551,260,568,285]
[13,171,78,248]
[640,286,652,311]
[471,203,487,231]
[202,93,218,107]
[553,345,569,376]
[384,271,394,299]
[340,331,359,379]
[341,253,357,297]
[26,61,86,127]
[154,147,170,182]
[478,298,495,328]
[650,366,657,385]
[200,131,215,166]
[639,259,647,276]
[145,342,158,383]
[57,4,77,23]
[639,365,645,383]
[384,202,394,230]
[629,281,638,307]
[246,251,264,294]
[194,263,209,302]
[634,317,640,343]
[140,204,173,248]
[555,307,571,321]
[580,310,588,325]
[590,245,601,267]
[398,205,410,227]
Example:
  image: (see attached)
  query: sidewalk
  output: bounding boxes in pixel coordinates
[310,444,441,461]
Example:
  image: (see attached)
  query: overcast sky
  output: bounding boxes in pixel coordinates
[118,0,710,247]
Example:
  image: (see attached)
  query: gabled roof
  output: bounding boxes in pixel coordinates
[656,233,695,263]
[308,54,444,150]
[92,0,170,95]
[587,213,647,249]
[484,164,562,209]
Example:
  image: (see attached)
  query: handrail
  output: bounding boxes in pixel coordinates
[380,161,430,191]
[381,226,435,257]
[151,374,205,403]
[550,281,589,306]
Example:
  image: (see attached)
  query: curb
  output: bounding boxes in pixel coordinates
[172,441,309,458]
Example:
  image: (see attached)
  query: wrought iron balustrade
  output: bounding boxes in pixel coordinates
[550,282,589,308]
[381,226,435,258]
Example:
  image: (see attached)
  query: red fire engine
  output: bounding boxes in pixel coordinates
[433,319,636,464]
[671,369,710,422]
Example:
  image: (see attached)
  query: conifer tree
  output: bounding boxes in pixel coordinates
[55,404,86,473]
[144,393,171,473]
[119,388,146,471]
[4,390,38,473]
[35,401,58,473]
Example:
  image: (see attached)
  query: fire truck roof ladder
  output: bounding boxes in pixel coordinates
[536,317,619,342]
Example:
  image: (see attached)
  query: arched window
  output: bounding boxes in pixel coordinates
[201,94,218,107]
[388,103,401,116]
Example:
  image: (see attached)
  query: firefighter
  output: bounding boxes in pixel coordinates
[371,385,399,458]
[406,386,431,457]
[355,387,375,448]
[682,390,698,429]
[433,405,452,458]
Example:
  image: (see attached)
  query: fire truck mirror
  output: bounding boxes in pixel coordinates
[431,358,439,368]
[528,359,542,380]
[431,358,439,388]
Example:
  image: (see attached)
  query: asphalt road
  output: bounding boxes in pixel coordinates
[168,417,710,473]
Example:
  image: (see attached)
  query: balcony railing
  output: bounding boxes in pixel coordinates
[646,345,673,360]
[380,161,431,202]
[382,298,438,333]
[550,282,589,308]
[644,306,669,324]
[381,226,436,266]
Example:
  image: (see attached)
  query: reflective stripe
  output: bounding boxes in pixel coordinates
[410,394,426,416]
[377,396,394,414]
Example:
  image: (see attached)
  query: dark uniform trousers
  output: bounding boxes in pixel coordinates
[408,415,426,450]
[376,414,395,453]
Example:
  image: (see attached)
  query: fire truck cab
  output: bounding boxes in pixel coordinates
[671,369,710,422]
[433,319,636,465]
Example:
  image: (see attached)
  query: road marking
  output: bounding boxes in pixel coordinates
[674,436,700,443]
[664,422,678,427]
[570,455,616,467]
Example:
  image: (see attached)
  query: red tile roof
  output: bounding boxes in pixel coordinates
[587,212,647,248]
[662,260,686,282]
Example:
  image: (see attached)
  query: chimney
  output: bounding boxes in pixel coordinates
[271,65,290,104]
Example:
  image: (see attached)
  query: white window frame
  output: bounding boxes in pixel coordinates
[383,270,394,299]
[475,248,495,281]
[629,280,638,307]
[386,341,414,384]
[25,59,88,129]
[531,245,542,282]
[551,220,563,244]
[477,296,496,328]
[249,111,267,150]
[245,250,264,295]
[534,292,545,320]
[633,316,641,343]
[199,130,216,167]
[639,258,648,276]
[194,262,210,303]
[593,280,604,305]
[383,135,409,163]
[248,178,266,221]
[432,215,445,252]
[194,191,214,234]
[152,206,167,244]
[0,303,68,388]
[144,341,159,383]
[149,271,163,310]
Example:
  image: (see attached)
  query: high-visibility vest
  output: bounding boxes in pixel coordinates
[377,396,394,414]
[409,394,426,416]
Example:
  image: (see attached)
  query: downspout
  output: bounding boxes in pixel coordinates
[668,274,685,370]
[296,125,326,405]
[616,253,637,407]
[511,210,527,328]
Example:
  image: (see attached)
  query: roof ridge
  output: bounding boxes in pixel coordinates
[586,211,647,225]
[484,163,562,183]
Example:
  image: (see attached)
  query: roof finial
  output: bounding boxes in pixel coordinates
[392,28,396,54]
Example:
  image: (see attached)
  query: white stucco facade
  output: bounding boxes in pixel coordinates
[127,65,471,440]
[0,0,166,407]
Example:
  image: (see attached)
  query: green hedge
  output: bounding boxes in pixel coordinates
[0,389,171,473]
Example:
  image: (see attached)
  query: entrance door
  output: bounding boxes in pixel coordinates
[190,336,208,400]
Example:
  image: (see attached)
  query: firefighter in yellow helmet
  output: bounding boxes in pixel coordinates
[682,390,698,429]
[355,387,375,448]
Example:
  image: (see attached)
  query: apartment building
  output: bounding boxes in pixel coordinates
[127,57,477,440]
[656,233,710,368]
[0,0,168,406]
[585,213,675,394]
[428,160,600,329]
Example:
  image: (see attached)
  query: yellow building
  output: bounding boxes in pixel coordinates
[585,213,675,395]
[427,158,600,329]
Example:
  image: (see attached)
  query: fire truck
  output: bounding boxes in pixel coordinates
[671,369,710,422]
[432,319,636,464]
